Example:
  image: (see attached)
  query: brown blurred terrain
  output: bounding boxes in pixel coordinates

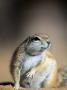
[0,1,67,88]
[0,85,67,90]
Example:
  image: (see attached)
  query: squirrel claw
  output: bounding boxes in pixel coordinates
[26,70,35,78]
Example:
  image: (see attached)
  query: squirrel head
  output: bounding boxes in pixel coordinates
[23,34,51,56]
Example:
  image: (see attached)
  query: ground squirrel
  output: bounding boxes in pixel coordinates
[10,34,67,89]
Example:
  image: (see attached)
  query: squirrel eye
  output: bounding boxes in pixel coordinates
[31,37,40,41]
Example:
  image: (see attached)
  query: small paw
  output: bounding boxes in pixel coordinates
[14,87,22,90]
[26,70,35,78]
[14,87,19,90]
[14,83,20,90]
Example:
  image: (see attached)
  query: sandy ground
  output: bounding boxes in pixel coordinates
[0,85,67,90]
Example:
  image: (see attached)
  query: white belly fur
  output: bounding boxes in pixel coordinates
[30,59,57,88]
[24,53,43,70]
[21,53,57,88]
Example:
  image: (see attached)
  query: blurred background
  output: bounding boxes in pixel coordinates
[0,0,67,82]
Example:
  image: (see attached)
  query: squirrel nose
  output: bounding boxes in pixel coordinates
[47,41,50,45]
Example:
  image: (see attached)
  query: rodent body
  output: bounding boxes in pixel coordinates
[10,34,58,89]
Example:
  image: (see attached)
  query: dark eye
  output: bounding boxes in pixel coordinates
[31,37,40,41]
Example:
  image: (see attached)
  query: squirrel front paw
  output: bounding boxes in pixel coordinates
[26,69,35,78]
